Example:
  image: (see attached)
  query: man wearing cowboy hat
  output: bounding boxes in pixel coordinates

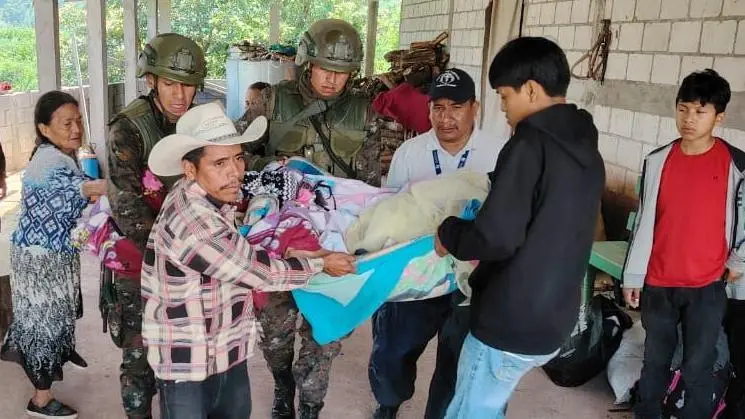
[141,102,356,419]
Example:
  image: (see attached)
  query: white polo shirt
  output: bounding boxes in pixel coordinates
[385,126,506,188]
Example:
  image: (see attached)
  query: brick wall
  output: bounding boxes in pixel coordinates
[0,83,126,172]
[523,0,745,199]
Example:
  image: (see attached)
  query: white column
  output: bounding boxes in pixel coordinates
[364,0,379,77]
[33,0,61,93]
[123,0,139,104]
[157,0,171,33]
[147,0,158,41]
[269,0,282,44]
[87,0,109,176]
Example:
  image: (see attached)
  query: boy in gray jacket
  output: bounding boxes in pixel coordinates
[623,69,745,419]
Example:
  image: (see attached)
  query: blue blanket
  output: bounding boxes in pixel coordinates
[292,236,444,345]
[292,198,482,345]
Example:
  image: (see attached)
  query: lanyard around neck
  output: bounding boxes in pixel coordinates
[432,149,470,176]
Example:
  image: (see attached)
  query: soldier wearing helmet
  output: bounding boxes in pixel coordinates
[237,19,372,419]
[105,33,206,419]
[239,18,372,177]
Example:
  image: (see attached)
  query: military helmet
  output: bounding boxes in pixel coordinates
[137,33,207,86]
[296,19,363,73]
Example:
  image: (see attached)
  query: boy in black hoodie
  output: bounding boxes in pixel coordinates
[435,37,605,418]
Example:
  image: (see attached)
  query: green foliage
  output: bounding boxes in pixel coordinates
[0,26,37,91]
[0,0,402,92]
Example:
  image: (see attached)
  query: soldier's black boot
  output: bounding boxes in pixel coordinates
[271,369,296,419]
[298,402,323,419]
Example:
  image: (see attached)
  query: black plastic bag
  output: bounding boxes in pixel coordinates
[542,295,633,387]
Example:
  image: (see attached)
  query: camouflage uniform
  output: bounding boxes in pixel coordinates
[105,33,206,419]
[242,19,372,419]
[106,93,175,419]
[255,293,342,408]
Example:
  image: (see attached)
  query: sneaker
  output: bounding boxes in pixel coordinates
[26,399,78,418]
[68,351,87,370]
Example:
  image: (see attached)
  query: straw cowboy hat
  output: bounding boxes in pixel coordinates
[148,102,268,176]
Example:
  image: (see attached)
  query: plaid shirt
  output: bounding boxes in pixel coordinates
[142,179,324,382]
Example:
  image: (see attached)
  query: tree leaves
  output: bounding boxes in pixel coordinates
[0,0,401,91]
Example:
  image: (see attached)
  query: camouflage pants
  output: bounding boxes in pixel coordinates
[108,277,156,419]
[256,291,342,405]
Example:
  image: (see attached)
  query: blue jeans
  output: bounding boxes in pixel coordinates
[445,333,557,419]
[157,363,251,419]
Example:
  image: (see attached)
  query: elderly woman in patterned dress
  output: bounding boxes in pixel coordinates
[0,91,106,419]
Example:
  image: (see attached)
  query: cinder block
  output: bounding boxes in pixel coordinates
[471,47,483,66]
[558,25,576,49]
[0,126,14,145]
[633,112,661,145]
[606,53,629,80]
[599,134,619,163]
[593,105,612,132]
[473,29,484,46]
[554,1,573,24]
[571,0,591,23]
[573,25,592,50]
[679,56,715,83]
[527,26,542,37]
[651,55,681,85]
[735,20,745,53]
[0,95,12,109]
[527,3,542,25]
[612,0,637,21]
[603,0,613,19]
[714,56,745,91]
[610,108,635,138]
[657,117,679,145]
[636,0,661,20]
[618,22,645,51]
[690,0,723,17]
[617,137,643,172]
[723,128,745,150]
[701,20,737,54]
[541,2,557,24]
[543,26,560,42]
[642,22,671,52]
[661,0,689,19]
[626,54,654,82]
[11,93,32,109]
[724,0,745,15]
[669,21,702,53]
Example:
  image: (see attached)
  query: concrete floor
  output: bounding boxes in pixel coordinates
[0,172,632,419]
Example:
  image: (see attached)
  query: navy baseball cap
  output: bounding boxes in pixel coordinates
[429,68,476,104]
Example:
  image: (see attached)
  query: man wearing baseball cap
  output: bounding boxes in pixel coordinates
[369,68,507,419]
[141,102,356,418]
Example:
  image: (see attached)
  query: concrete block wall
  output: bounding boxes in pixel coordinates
[399,0,452,48]
[522,0,745,199]
[0,83,126,172]
[398,0,491,98]
[449,0,491,98]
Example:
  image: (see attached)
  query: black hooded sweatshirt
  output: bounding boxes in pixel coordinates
[438,103,605,355]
